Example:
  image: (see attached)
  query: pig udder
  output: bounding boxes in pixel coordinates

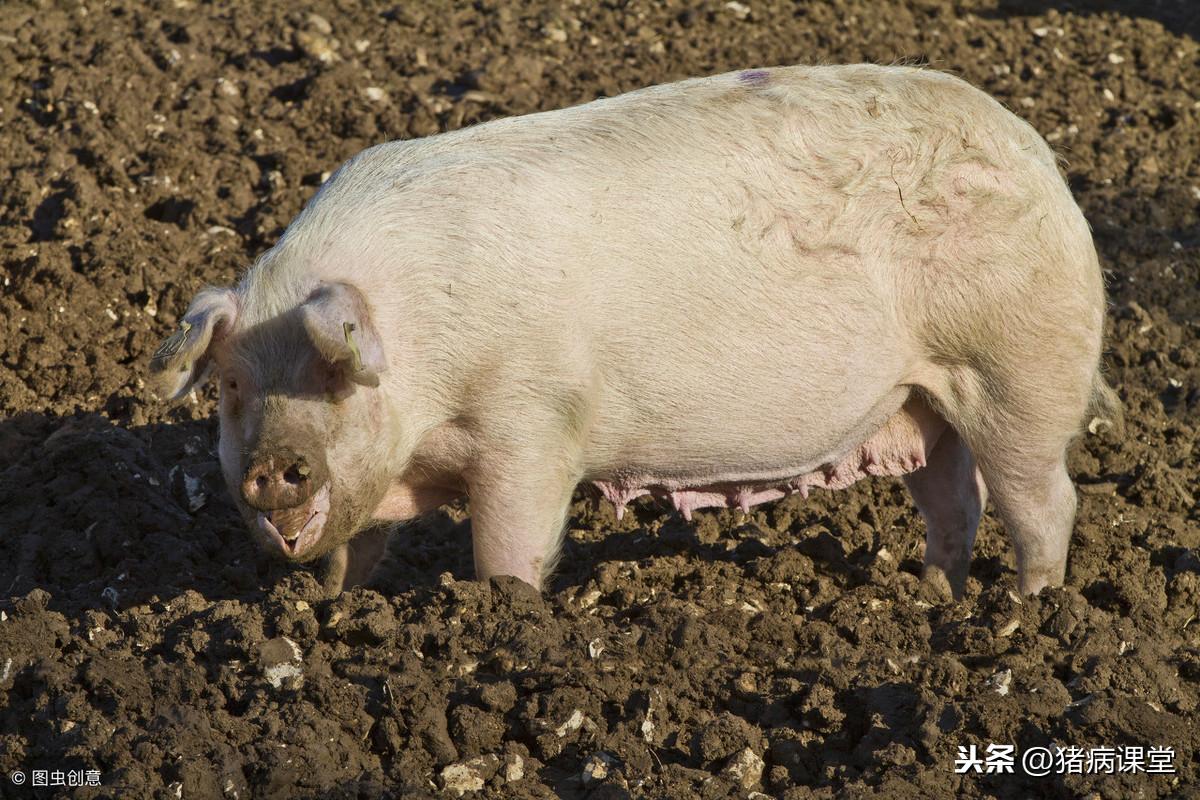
[593,396,946,520]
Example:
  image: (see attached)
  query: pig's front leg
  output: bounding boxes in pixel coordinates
[467,453,579,590]
[320,526,390,596]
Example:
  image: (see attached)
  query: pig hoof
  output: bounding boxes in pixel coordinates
[319,543,350,597]
[917,565,955,604]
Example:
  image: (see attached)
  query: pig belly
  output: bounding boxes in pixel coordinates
[591,394,946,520]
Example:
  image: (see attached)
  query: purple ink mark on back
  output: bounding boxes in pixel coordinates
[738,70,770,86]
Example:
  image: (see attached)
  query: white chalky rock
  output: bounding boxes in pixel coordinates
[581,752,615,784]
[555,709,585,737]
[441,755,499,796]
[722,747,764,789]
[503,753,524,783]
[987,668,1013,696]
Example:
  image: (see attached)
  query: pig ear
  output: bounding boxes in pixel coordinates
[300,282,386,387]
[149,287,239,401]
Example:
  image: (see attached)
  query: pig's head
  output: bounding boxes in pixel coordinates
[150,281,393,562]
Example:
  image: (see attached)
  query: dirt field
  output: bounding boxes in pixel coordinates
[1,0,1197,798]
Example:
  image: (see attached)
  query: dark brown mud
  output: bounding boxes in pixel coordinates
[1,1,1197,798]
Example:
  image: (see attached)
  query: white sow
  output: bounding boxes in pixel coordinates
[152,65,1121,598]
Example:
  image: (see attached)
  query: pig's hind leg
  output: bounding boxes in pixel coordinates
[902,426,987,600]
[929,365,1091,597]
[971,444,1077,597]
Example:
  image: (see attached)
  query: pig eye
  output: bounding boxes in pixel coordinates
[324,367,355,402]
[226,379,238,392]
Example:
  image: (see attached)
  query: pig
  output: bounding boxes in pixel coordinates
[150,64,1121,600]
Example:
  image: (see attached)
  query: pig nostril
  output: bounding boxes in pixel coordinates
[255,475,268,490]
[283,464,307,486]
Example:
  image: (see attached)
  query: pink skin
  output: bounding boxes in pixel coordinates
[150,67,1113,601]
[160,301,950,592]
[593,396,945,521]
[372,482,465,521]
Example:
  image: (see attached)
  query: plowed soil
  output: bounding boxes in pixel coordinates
[1,1,1198,798]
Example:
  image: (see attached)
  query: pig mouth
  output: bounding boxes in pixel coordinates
[256,483,331,559]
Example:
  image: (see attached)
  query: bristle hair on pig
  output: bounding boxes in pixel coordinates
[151,64,1121,599]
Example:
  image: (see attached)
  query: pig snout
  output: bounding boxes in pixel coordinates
[239,447,334,558]
[240,449,324,511]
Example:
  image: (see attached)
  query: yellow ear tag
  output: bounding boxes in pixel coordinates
[343,321,363,372]
[151,320,194,369]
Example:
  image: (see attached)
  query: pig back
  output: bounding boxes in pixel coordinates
[311,65,1095,472]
